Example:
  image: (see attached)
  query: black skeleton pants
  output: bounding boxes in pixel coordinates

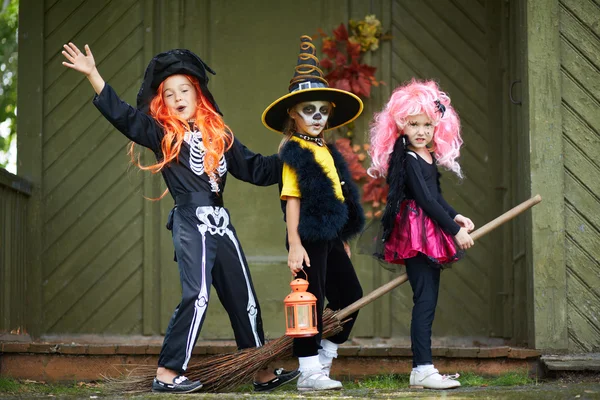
[291,237,363,358]
[158,205,265,373]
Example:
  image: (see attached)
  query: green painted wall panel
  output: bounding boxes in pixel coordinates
[560,0,600,352]
[25,0,530,342]
[39,0,146,334]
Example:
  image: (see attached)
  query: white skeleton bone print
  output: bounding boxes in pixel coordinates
[184,131,227,193]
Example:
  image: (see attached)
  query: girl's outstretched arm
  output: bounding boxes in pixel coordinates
[62,43,105,94]
[226,137,282,186]
[62,42,163,151]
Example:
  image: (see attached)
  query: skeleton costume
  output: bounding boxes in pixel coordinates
[92,49,296,391]
[262,36,365,391]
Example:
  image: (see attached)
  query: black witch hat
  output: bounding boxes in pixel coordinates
[136,49,222,115]
[262,35,363,133]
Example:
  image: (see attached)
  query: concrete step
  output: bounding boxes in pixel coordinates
[542,353,600,372]
[0,337,542,382]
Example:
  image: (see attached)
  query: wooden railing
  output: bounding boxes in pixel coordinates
[0,168,32,336]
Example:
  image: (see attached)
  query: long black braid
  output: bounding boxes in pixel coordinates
[381,135,409,242]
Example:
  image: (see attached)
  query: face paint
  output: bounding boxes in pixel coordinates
[290,101,332,137]
[401,113,434,150]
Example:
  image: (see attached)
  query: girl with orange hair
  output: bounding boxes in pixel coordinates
[62,43,299,394]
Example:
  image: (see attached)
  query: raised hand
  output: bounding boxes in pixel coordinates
[62,42,96,76]
[61,42,105,94]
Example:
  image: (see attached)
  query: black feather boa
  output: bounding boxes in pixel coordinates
[279,140,365,242]
[381,136,408,241]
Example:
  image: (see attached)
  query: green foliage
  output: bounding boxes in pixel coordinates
[492,371,534,386]
[0,0,18,169]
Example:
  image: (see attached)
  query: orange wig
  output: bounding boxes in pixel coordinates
[129,75,233,194]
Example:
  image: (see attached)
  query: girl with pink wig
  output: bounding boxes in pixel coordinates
[367,79,475,390]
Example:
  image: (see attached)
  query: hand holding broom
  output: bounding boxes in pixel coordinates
[327,194,542,326]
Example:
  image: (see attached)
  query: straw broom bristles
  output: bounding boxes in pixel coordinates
[106,195,541,393]
[107,309,344,393]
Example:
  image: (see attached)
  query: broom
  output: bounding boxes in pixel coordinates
[112,194,542,393]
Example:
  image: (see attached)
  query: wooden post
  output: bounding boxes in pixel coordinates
[524,0,567,351]
[16,0,44,338]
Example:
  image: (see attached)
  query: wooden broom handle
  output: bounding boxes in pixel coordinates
[335,194,542,320]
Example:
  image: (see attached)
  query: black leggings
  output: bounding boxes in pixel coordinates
[406,254,441,368]
[291,238,363,357]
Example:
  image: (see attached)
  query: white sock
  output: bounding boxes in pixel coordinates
[318,339,339,365]
[414,364,434,373]
[298,355,322,372]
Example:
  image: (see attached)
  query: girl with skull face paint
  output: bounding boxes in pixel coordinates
[262,36,365,392]
[365,79,474,390]
[62,44,300,394]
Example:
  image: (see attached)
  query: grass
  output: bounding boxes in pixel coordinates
[0,371,534,396]
[345,371,534,390]
[0,376,103,396]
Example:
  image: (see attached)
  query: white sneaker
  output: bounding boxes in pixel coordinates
[297,370,342,391]
[409,368,461,390]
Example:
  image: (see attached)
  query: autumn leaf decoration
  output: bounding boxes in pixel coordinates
[335,138,388,219]
[320,15,390,218]
[317,15,389,99]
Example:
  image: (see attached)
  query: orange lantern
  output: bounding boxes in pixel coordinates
[284,277,318,337]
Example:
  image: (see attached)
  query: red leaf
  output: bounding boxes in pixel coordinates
[332,23,349,41]
[333,78,352,92]
[335,138,368,181]
[335,51,347,67]
[322,39,338,58]
[320,58,333,70]
[362,177,388,203]
[346,41,361,61]
[357,64,377,76]
[356,75,372,97]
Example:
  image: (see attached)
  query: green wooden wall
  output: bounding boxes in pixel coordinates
[559,0,600,352]
[40,0,147,335]
[16,0,529,343]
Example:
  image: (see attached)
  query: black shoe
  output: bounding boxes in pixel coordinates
[253,368,301,392]
[151,375,203,393]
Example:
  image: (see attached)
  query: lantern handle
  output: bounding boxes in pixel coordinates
[293,269,308,281]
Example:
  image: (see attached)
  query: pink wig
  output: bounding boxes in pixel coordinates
[368,79,463,178]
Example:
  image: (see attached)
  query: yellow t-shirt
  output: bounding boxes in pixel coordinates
[281,136,345,201]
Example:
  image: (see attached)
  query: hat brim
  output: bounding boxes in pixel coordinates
[262,88,363,133]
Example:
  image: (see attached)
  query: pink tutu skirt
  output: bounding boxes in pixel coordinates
[384,200,463,266]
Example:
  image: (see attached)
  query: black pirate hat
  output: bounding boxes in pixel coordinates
[262,35,363,133]
[136,49,222,115]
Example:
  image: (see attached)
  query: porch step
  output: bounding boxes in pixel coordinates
[542,353,600,372]
[0,337,541,382]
